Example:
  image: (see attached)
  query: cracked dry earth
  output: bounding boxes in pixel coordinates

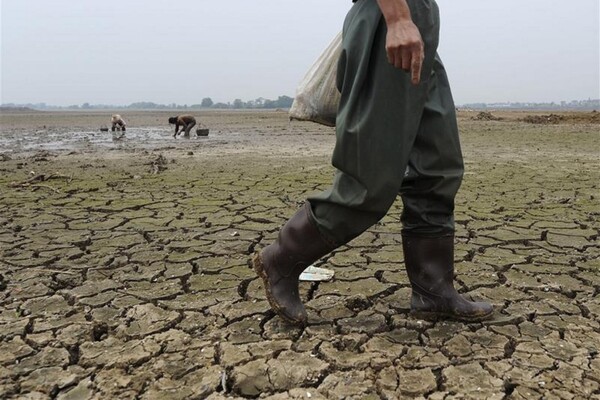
[0,110,599,400]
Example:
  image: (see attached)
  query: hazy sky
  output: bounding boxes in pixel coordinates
[1,0,599,106]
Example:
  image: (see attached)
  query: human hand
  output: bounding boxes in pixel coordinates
[385,19,424,85]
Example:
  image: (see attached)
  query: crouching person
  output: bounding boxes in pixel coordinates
[169,115,196,138]
[111,114,126,132]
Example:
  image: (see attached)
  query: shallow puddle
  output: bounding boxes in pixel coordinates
[0,127,226,153]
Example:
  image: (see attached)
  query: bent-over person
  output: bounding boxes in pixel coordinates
[111,114,126,132]
[169,115,196,138]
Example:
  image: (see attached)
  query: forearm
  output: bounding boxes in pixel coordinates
[376,0,413,25]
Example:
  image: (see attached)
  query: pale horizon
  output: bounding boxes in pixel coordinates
[2,0,599,106]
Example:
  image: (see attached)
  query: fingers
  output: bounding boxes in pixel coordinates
[386,46,412,70]
[410,47,424,85]
[386,47,398,69]
[386,41,425,85]
[400,48,412,71]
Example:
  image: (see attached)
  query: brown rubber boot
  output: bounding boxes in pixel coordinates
[253,203,335,326]
[402,234,493,322]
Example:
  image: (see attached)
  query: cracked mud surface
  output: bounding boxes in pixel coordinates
[0,110,599,399]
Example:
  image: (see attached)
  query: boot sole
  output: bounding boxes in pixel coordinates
[410,309,494,323]
[252,252,307,326]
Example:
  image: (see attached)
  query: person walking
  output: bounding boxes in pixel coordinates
[253,0,493,326]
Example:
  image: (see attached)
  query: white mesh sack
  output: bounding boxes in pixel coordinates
[289,31,342,127]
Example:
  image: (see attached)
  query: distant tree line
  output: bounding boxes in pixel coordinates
[460,99,599,111]
[4,97,598,111]
[1,96,294,111]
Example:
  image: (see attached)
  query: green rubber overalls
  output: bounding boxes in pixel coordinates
[309,0,463,245]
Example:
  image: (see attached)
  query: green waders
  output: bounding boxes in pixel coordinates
[309,0,462,245]
[253,0,493,325]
